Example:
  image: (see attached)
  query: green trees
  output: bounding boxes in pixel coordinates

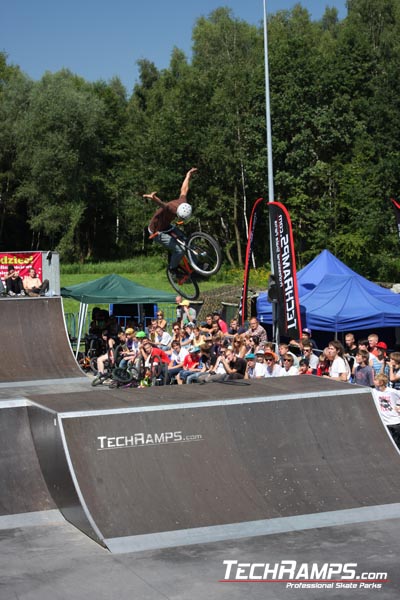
[1,2,400,279]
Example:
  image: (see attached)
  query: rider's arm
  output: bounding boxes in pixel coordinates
[180,167,197,196]
[143,192,164,208]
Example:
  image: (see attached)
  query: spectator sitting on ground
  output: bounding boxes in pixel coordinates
[23,267,49,297]
[316,348,331,377]
[212,311,228,334]
[352,349,374,387]
[155,309,167,330]
[373,373,400,449]
[301,341,319,374]
[278,342,299,367]
[5,266,25,296]
[222,347,247,380]
[245,317,267,345]
[227,317,247,337]
[171,322,183,344]
[176,346,205,384]
[300,328,318,349]
[210,320,223,337]
[199,314,214,336]
[299,358,313,375]
[209,334,225,360]
[231,334,247,358]
[0,277,5,296]
[114,330,128,365]
[244,334,260,356]
[280,354,299,376]
[199,339,213,367]
[96,330,115,375]
[180,322,195,347]
[251,350,269,378]
[289,328,317,351]
[154,325,172,351]
[140,339,170,383]
[166,340,188,383]
[191,326,206,348]
[244,353,257,379]
[146,319,158,343]
[264,350,282,377]
[197,347,229,383]
[118,328,139,368]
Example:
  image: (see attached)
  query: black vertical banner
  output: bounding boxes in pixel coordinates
[390,197,400,242]
[268,201,302,339]
[239,197,264,326]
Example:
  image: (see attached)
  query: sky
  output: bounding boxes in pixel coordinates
[1,0,347,93]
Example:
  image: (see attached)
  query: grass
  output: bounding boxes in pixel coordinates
[61,256,270,316]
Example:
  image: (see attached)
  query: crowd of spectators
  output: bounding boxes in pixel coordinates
[84,299,400,448]
[1,266,49,297]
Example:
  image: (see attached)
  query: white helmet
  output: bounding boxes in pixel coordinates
[177,202,192,220]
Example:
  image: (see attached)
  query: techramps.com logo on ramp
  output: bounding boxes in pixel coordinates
[219,560,388,590]
[97,431,203,450]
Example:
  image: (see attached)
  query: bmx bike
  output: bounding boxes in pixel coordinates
[162,226,222,300]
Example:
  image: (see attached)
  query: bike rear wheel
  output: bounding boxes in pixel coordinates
[187,232,222,276]
[166,266,200,300]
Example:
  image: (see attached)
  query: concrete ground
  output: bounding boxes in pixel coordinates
[1,514,399,600]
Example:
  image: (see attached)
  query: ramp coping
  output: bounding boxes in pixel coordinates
[104,502,400,553]
[29,385,369,419]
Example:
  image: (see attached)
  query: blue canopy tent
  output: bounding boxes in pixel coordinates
[257,250,400,334]
[295,274,400,332]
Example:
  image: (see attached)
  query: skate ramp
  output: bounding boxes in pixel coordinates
[26,378,400,552]
[0,297,83,383]
[0,401,56,522]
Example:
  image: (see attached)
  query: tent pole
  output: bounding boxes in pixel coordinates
[75,303,88,358]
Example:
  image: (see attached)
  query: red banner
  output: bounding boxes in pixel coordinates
[268,202,302,339]
[390,197,400,242]
[0,252,43,282]
[239,197,264,326]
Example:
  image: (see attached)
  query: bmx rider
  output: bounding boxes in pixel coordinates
[144,167,197,273]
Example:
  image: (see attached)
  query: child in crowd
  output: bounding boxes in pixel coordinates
[373,373,400,449]
[389,352,400,391]
[353,349,374,387]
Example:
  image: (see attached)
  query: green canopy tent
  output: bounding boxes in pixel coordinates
[61,273,176,356]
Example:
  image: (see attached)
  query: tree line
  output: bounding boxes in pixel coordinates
[1,0,400,280]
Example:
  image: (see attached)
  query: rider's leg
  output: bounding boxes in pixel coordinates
[97,353,108,374]
[155,232,184,269]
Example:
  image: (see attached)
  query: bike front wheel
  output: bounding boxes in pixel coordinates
[187,232,222,276]
[166,266,200,300]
